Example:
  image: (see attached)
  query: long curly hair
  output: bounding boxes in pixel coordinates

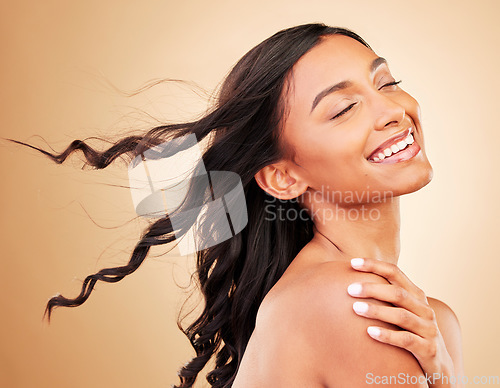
[7,23,371,388]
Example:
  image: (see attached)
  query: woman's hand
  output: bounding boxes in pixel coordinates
[347,257,456,388]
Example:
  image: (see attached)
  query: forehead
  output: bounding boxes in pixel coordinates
[285,34,379,105]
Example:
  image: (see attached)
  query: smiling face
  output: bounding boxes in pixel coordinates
[277,34,433,205]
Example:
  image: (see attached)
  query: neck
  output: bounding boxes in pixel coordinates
[303,194,401,265]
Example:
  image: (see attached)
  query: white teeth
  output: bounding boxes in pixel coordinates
[397,140,407,150]
[370,131,415,162]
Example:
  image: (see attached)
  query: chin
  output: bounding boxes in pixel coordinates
[398,161,433,196]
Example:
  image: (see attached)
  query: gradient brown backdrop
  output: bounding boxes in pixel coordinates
[1,0,499,387]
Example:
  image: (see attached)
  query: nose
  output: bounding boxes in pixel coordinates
[371,93,406,131]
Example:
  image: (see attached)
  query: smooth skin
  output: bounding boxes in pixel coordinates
[232,35,464,387]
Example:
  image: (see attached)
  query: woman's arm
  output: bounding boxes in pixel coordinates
[239,260,464,387]
[427,297,465,380]
[347,258,464,387]
[306,262,431,387]
[251,261,431,387]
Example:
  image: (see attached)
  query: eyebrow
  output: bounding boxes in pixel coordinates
[310,56,388,114]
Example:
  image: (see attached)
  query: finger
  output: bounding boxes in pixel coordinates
[347,282,435,320]
[365,325,438,363]
[352,301,436,338]
[350,257,427,301]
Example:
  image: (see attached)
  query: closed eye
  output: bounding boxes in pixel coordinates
[330,80,401,121]
[379,80,402,90]
[331,102,357,120]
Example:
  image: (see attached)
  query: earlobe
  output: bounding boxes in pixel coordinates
[254,165,308,200]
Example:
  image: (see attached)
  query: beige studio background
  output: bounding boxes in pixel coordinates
[1,0,499,387]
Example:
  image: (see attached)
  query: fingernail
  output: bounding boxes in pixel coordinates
[351,258,364,268]
[367,326,381,338]
[347,282,363,296]
[353,301,369,314]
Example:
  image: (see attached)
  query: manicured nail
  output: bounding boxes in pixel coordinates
[353,301,369,314]
[351,258,364,268]
[367,326,381,338]
[347,282,363,296]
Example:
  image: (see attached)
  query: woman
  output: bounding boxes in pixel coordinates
[9,23,464,387]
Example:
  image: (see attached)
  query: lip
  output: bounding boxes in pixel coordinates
[374,141,421,164]
[366,127,413,161]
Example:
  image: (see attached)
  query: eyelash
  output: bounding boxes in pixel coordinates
[330,80,402,120]
[381,79,402,89]
[331,102,357,120]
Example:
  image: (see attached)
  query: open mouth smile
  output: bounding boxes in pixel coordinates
[367,127,421,164]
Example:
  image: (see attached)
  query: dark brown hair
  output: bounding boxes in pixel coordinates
[6,23,371,387]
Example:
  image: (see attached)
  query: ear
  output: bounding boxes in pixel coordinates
[254,163,308,200]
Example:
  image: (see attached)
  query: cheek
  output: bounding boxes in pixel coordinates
[399,92,427,151]
[291,129,368,189]
[293,127,362,168]
[401,92,423,126]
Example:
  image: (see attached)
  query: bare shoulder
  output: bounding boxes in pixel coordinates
[427,296,465,376]
[254,261,428,387]
[427,296,461,329]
